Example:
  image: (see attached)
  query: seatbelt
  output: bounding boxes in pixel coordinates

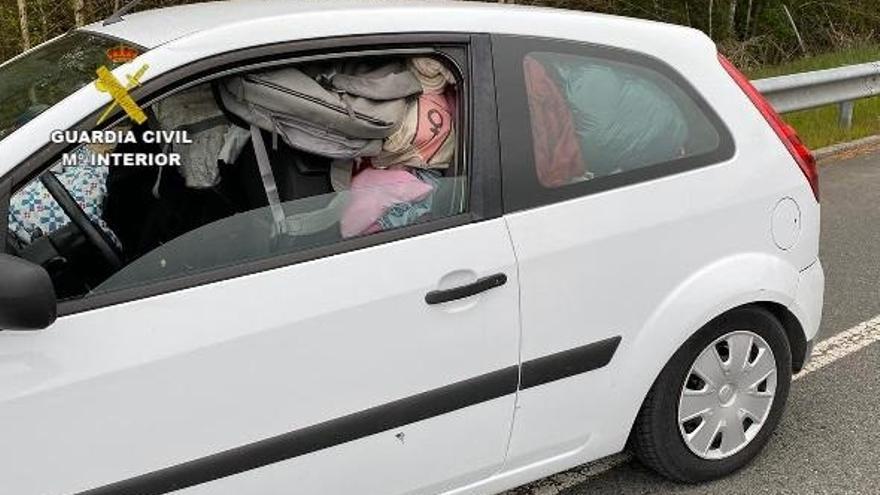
[250,124,351,238]
[250,124,288,236]
[141,108,167,200]
[283,194,347,234]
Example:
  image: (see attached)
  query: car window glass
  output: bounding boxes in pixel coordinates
[522,51,721,188]
[6,54,467,300]
[0,32,140,142]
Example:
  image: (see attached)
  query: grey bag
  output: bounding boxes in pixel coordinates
[217,60,422,237]
[218,61,422,158]
[310,59,425,103]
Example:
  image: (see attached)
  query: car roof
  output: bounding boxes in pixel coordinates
[83,0,689,49]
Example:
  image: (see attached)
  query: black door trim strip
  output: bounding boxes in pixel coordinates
[75,336,621,495]
[521,336,622,390]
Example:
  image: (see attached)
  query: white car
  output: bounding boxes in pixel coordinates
[0,1,824,495]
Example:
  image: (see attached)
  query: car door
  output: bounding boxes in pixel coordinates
[0,35,520,495]
[493,34,737,469]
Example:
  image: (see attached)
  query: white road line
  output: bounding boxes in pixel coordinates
[509,315,880,495]
[793,315,880,379]
[502,453,633,495]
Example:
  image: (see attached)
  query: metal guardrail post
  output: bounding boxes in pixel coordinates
[838,101,855,130]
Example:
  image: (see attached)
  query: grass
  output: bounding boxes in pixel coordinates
[745,44,880,150]
[746,44,880,79]
[778,97,880,150]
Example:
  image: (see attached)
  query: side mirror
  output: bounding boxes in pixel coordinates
[0,254,57,330]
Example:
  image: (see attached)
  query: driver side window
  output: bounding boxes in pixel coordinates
[7,144,121,299]
[6,52,468,303]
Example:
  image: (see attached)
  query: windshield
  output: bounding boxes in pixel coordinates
[0,32,143,141]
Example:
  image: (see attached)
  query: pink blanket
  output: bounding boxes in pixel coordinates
[341,168,434,238]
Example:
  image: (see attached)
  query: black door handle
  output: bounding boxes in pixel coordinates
[425,273,508,305]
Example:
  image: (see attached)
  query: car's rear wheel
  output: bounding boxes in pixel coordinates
[631,306,792,483]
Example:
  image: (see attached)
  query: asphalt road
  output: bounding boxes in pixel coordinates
[521,146,880,495]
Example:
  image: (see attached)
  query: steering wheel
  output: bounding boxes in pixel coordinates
[40,172,123,271]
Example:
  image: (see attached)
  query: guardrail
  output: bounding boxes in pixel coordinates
[753,61,880,129]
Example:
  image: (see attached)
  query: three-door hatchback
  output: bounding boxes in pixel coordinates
[0,2,824,494]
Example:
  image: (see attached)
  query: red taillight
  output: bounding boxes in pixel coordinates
[718,54,819,201]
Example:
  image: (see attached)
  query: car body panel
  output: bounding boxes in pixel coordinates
[0,2,823,494]
[793,260,825,345]
[499,164,817,476]
[0,219,521,495]
[82,0,702,51]
[491,25,821,487]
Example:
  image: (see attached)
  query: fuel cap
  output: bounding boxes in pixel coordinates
[771,197,801,250]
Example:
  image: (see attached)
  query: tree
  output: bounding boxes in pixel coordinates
[16,0,30,50]
[708,0,714,38]
[73,0,85,27]
[728,0,738,40]
[37,1,46,39]
[744,0,754,38]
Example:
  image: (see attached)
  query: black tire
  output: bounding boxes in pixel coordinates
[631,305,792,483]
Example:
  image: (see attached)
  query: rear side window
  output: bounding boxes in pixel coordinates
[495,36,733,210]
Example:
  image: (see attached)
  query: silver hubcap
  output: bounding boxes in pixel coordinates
[678,331,777,460]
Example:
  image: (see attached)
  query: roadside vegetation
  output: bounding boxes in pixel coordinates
[747,44,880,79]
[4,0,880,66]
[783,98,880,150]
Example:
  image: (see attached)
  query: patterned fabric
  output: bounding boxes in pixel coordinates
[8,146,121,248]
[372,91,456,170]
[154,85,231,189]
[375,169,440,232]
